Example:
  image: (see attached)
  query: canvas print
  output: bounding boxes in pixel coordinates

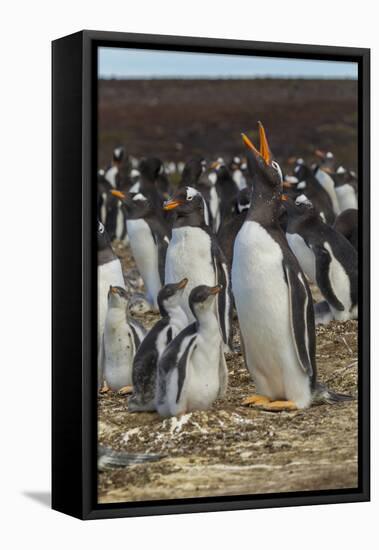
[96,47,358,504]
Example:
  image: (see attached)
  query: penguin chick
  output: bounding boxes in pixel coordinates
[97,221,126,390]
[103,286,146,393]
[128,278,189,412]
[156,284,228,417]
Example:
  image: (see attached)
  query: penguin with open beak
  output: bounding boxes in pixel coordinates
[163,186,233,352]
[111,189,171,311]
[232,122,351,411]
[156,284,228,417]
[128,278,189,412]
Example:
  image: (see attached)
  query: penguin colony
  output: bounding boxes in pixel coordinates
[98,124,357,416]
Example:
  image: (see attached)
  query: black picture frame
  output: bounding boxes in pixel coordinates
[52,30,370,520]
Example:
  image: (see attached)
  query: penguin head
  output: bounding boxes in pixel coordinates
[113,146,125,164]
[163,186,205,219]
[110,189,152,219]
[97,220,111,251]
[180,157,206,187]
[283,194,316,220]
[241,122,283,196]
[315,149,335,172]
[189,284,222,319]
[139,157,163,181]
[158,278,188,316]
[107,285,128,309]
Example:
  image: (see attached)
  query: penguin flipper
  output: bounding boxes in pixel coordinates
[212,241,233,350]
[312,245,345,311]
[283,264,314,377]
[176,334,197,404]
[157,235,169,286]
[218,345,228,398]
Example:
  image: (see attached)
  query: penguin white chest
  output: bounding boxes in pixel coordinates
[127,219,161,308]
[232,221,311,408]
[286,232,316,282]
[165,227,215,319]
[335,184,357,211]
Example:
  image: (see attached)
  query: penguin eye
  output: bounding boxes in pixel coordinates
[98,221,104,234]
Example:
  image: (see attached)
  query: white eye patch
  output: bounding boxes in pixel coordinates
[133,193,147,202]
[336,166,346,174]
[295,194,312,207]
[130,169,140,178]
[186,186,199,201]
[297,158,304,165]
[296,181,306,190]
[326,152,333,159]
[98,221,105,234]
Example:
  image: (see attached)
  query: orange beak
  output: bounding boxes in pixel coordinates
[163,199,184,211]
[177,278,188,289]
[209,285,222,295]
[242,122,272,165]
[258,121,272,164]
[111,190,126,200]
[281,194,288,202]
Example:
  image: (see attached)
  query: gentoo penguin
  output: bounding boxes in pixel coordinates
[214,161,239,225]
[232,123,350,410]
[313,162,340,216]
[97,221,126,390]
[333,208,358,250]
[331,166,358,212]
[284,195,358,322]
[111,189,171,311]
[138,157,171,207]
[98,169,112,226]
[229,156,247,191]
[103,146,127,241]
[164,186,233,350]
[218,187,251,267]
[180,158,212,227]
[284,161,336,224]
[103,286,146,393]
[156,285,228,417]
[128,278,189,412]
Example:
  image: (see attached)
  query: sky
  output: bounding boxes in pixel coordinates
[99,47,358,79]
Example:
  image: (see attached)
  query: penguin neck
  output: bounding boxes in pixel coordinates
[246,179,281,227]
[168,305,188,330]
[173,211,206,229]
[195,308,218,333]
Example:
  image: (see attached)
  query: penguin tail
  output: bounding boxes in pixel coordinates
[312,382,354,405]
[98,446,164,471]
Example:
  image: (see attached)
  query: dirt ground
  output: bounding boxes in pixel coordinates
[98,243,358,504]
